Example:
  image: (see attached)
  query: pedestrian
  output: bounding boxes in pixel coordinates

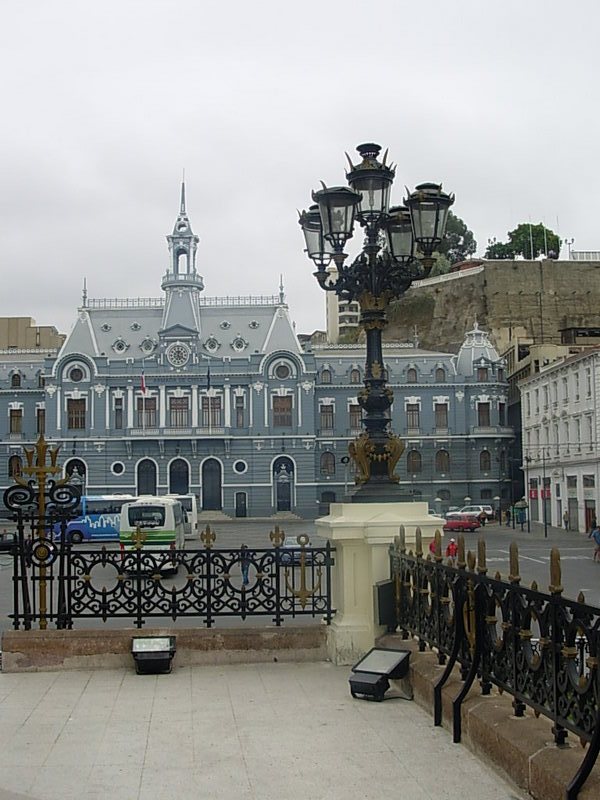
[478,510,486,527]
[428,538,437,557]
[590,515,597,534]
[588,527,600,562]
[505,508,511,527]
[563,511,569,531]
[445,538,458,565]
[240,544,252,586]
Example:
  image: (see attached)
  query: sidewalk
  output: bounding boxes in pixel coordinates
[0,661,526,800]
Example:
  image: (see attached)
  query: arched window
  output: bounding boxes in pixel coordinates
[11,374,21,388]
[435,367,446,383]
[350,368,361,384]
[8,454,22,478]
[480,450,491,472]
[320,452,335,476]
[321,369,332,384]
[435,449,450,473]
[407,367,417,383]
[407,450,422,474]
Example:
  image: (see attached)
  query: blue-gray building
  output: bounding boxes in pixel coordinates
[1,188,514,517]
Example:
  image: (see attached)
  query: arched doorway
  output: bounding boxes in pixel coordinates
[65,459,87,494]
[137,459,157,495]
[202,459,222,510]
[273,457,294,512]
[169,459,189,495]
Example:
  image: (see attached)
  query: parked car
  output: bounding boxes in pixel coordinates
[459,504,494,520]
[280,534,313,565]
[443,513,481,533]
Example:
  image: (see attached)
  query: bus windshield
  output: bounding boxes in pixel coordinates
[128,506,166,528]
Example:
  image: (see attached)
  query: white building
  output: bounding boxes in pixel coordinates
[520,347,600,532]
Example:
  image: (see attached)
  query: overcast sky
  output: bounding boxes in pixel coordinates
[1,0,598,339]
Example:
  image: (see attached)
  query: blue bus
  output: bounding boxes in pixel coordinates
[54,495,136,543]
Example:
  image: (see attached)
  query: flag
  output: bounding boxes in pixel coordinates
[206,364,211,390]
[141,371,147,394]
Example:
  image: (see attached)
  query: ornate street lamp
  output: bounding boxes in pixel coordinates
[299,143,454,501]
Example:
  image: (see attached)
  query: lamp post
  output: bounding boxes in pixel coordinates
[299,143,453,502]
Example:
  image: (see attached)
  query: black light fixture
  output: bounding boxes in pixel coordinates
[299,143,454,502]
[131,636,176,674]
[349,647,411,702]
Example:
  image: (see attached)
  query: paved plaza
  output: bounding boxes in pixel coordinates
[0,661,525,800]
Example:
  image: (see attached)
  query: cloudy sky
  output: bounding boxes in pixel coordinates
[1,0,598,338]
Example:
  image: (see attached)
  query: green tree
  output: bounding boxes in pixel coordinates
[437,210,477,264]
[485,240,515,259]
[484,223,560,259]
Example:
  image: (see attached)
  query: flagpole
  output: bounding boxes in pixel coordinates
[142,358,146,433]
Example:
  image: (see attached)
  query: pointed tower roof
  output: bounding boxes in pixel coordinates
[171,180,195,237]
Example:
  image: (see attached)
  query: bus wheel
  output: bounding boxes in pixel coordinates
[70,531,84,544]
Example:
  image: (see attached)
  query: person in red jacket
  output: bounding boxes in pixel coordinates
[445,538,458,565]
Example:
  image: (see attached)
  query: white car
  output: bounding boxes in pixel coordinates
[459,504,494,520]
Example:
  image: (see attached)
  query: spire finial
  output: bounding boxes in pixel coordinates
[82,277,88,307]
[279,274,285,304]
[180,171,186,214]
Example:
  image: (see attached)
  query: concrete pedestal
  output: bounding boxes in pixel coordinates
[316,501,444,665]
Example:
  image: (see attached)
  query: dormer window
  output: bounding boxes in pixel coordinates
[435,367,446,383]
[321,369,332,384]
[477,367,489,382]
[112,338,129,354]
[11,373,21,388]
[407,367,417,383]
[350,368,361,384]
[231,336,248,352]
[205,336,220,353]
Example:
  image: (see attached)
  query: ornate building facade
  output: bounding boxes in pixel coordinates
[0,188,514,518]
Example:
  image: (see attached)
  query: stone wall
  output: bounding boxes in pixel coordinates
[385,259,600,354]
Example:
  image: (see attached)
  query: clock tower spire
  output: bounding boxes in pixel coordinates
[159,182,204,363]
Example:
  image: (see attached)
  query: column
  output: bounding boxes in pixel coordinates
[127,385,134,428]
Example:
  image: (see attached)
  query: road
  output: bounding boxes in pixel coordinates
[1,519,599,634]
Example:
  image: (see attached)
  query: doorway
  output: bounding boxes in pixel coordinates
[273,457,294,512]
[137,459,157,495]
[169,458,189,495]
[235,492,247,518]
[202,459,222,510]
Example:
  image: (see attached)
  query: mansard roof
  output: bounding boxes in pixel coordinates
[58,296,300,362]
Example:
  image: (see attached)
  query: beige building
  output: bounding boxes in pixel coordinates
[0,317,65,350]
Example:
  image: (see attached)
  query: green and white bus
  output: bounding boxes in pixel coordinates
[119,496,185,551]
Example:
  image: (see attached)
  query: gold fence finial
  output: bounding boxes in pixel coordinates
[269,525,285,547]
[509,542,520,584]
[398,525,406,552]
[457,535,466,569]
[549,547,563,595]
[415,527,423,558]
[201,524,216,549]
[477,538,487,575]
[467,550,476,571]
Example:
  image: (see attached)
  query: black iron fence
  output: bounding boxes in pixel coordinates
[8,521,335,630]
[383,528,600,800]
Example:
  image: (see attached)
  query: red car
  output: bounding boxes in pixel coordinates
[443,513,481,532]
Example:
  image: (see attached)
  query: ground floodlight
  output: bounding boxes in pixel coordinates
[131,636,176,675]
[349,647,411,702]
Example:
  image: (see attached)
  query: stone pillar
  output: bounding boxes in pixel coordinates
[316,501,444,665]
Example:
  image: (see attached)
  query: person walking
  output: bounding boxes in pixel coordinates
[563,511,569,531]
[428,538,437,557]
[588,527,600,562]
[445,538,458,566]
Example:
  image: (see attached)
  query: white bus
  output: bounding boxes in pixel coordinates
[119,496,185,551]
[165,494,198,539]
